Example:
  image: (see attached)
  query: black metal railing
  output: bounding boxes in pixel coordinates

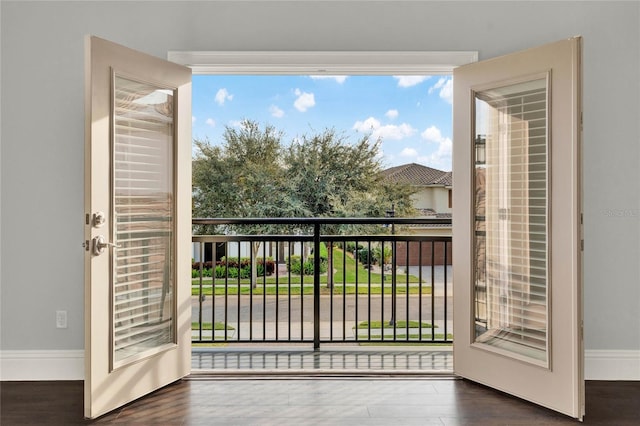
[191,218,452,349]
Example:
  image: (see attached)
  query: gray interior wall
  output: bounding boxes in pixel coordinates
[1,1,638,353]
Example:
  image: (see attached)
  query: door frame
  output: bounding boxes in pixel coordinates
[167,51,477,75]
[168,47,476,361]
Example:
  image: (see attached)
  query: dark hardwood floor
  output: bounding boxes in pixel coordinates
[1,378,638,425]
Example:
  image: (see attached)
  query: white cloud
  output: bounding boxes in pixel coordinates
[421,125,452,170]
[439,79,453,104]
[429,77,453,104]
[294,89,316,112]
[192,116,196,123]
[421,125,445,143]
[215,88,233,105]
[400,147,418,157]
[425,140,452,170]
[393,75,431,88]
[353,116,416,141]
[228,120,243,128]
[269,105,285,118]
[385,109,399,120]
[428,77,446,94]
[378,123,415,140]
[310,75,348,84]
[353,117,381,132]
[205,118,216,127]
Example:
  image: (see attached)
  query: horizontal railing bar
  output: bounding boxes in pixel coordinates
[193,217,452,226]
[192,235,315,243]
[192,234,452,243]
[190,339,453,345]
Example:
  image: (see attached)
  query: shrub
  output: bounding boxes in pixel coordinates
[192,260,214,270]
[357,247,378,265]
[286,255,327,275]
[226,267,239,278]
[193,256,276,278]
[287,255,303,275]
[192,268,213,278]
[346,241,365,256]
[214,265,227,278]
[373,246,393,264]
[218,256,276,275]
[219,256,241,268]
[240,265,251,279]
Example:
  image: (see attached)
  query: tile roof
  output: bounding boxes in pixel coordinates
[381,163,451,187]
[432,171,452,186]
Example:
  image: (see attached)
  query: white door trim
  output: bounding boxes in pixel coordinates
[167,51,478,75]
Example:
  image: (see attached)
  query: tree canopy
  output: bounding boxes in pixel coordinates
[192,120,416,232]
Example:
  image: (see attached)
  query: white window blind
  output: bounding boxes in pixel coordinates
[473,77,549,366]
[111,75,175,366]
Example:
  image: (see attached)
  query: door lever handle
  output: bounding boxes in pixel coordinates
[92,235,121,256]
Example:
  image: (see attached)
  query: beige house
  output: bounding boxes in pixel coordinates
[382,163,452,239]
[382,163,452,217]
[382,164,452,266]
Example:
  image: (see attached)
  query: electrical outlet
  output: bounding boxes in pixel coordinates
[56,310,68,329]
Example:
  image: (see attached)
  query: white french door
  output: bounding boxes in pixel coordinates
[452,37,584,419]
[84,36,192,419]
[83,35,581,420]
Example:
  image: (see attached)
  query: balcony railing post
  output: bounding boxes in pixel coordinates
[313,223,321,350]
[390,238,396,327]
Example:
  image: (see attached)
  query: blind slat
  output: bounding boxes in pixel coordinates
[112,74,175,364]
[474,77,548,364]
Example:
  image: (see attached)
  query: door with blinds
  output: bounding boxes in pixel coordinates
[84,36,192,419]
[452,38,584,419]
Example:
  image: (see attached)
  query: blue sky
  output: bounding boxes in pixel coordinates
[192,75,453,171]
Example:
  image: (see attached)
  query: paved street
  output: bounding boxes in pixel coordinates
[192,283,452,341]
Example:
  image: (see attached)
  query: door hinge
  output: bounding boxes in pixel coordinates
[581,239,584,251]
[85,213,90,225]
[580,111,583,131]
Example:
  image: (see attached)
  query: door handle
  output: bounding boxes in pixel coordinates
[92,235,121,256]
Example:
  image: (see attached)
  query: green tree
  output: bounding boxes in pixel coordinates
[283,129,416,287]
[193,120,303,287]
[284,129,415,217]
[193,122,416,289]
[193,120,287,219]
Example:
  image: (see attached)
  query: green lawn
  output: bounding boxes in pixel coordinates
[331,248,421,284]
[192,248,429,296]
[354,320,451,342]
[191,322,235,331]
[356,320,435,329]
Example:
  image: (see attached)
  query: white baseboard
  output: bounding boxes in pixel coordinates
[0,350,84,381]
[585,350,640,380]
[1,349,638,381]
